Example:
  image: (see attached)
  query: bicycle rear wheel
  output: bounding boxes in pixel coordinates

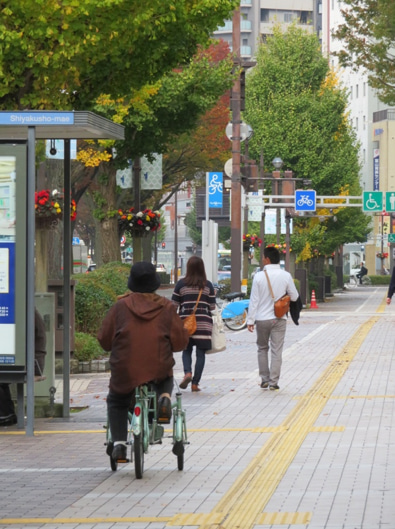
[224,309,248,331]
[133,433,144,479]
[177,451,184,471]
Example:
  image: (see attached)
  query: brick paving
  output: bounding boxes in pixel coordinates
[0,285,394,529]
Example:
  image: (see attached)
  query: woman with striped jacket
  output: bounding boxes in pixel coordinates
[172,256,216,392]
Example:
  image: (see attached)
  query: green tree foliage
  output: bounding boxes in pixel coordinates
[333,0,395,105]
[99,41,235,164]
[243,25,370,257]
[89,41,235,262]
[0,0,239,109]
[244,25,360,195]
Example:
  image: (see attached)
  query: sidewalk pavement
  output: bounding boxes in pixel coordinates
[0,285,394,529]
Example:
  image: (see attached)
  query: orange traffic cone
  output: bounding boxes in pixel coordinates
[310,290,318,309]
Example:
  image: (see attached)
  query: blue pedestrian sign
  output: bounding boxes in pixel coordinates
[208,172,223,208]
[295,190,316,212]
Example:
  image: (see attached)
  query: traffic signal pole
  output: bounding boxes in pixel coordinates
[231,8,242,292]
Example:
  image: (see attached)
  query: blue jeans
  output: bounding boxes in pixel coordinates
[182,341,206,385]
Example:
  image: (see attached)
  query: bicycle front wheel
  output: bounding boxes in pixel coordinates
[133,433,144,479]
[224,309,248,331]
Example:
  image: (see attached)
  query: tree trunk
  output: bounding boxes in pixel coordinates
[101,217,121,263]
[48,221,63,280]
[142,234,153,262]
[35,228,48,292]
[133,237,142,263]
[243,250,249,279]
[95,166,121,264]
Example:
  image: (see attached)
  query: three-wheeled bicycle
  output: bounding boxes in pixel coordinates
[105,384,188,479]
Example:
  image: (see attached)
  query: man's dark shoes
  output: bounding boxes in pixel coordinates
[0,413,17,427]
[158,396,172,423]
[112,444,127,462]
[260,381,269,389]
[179,373,192,389]
[269,384,280,391]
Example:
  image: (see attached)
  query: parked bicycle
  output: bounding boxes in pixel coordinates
[214,284,249,331]
[105,384,188,479]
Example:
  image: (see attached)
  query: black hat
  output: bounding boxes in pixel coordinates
[128,261,161,293]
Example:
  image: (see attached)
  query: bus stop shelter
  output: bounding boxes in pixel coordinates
[0,111,124,435]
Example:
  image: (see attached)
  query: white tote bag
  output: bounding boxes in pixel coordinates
[206,308,226,354]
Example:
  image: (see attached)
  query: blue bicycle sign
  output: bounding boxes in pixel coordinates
[295,190,316,212]
[208,172,223,208]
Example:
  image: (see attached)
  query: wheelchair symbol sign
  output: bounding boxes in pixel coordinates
[295,190,316,211]
[363,191,383,212]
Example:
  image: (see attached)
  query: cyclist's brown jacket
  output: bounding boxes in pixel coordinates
[97,292,189,394]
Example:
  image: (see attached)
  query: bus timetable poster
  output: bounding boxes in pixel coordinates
[0,242,16,362]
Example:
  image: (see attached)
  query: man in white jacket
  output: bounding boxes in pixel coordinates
[247,246,299,391]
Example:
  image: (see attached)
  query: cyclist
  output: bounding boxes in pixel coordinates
[98,262,189,462]
[356,262,368,285]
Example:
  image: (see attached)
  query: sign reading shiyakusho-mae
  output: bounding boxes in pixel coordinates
[0,112,74,125]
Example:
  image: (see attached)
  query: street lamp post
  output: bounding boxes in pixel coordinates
[272,157,283,246]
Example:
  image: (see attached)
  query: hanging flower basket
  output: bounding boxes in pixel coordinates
[35,190,77,229]
[243,233,262,251]
[118,208,161,237]
[376,252,388,259]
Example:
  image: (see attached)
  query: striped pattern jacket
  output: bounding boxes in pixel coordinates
[172,279,216,350]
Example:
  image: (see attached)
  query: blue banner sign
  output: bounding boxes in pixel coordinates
[0,112,74,126]
[373,149,380,190]
[208,172,223,208]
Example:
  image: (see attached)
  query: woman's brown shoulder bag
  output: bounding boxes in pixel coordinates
[183,289,203,336]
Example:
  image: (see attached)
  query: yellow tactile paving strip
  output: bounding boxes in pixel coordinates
[1,315,379,527]
[178,316,379,529]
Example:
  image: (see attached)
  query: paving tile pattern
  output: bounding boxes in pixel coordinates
[0,286,394,529]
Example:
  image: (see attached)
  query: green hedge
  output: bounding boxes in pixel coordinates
[344,274,391,285]
[73,262,131,336]
[74,332,106,361]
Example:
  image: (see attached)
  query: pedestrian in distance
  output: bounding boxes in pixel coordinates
[386,266,395,305]
[247,246,299,391]
[97,261,189,462]
[172,256,216,392]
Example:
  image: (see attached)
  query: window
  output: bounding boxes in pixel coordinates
[355,117,359,130]
[243,38,248,46]
[284,12,294,23]
[356,84,359,98]
[300,11,308,24]
[363,115,366,130]
[261,9,269,22]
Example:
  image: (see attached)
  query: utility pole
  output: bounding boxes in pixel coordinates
[231,8,242,292]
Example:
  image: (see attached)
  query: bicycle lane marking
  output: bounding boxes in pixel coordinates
[170,315,379,529]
